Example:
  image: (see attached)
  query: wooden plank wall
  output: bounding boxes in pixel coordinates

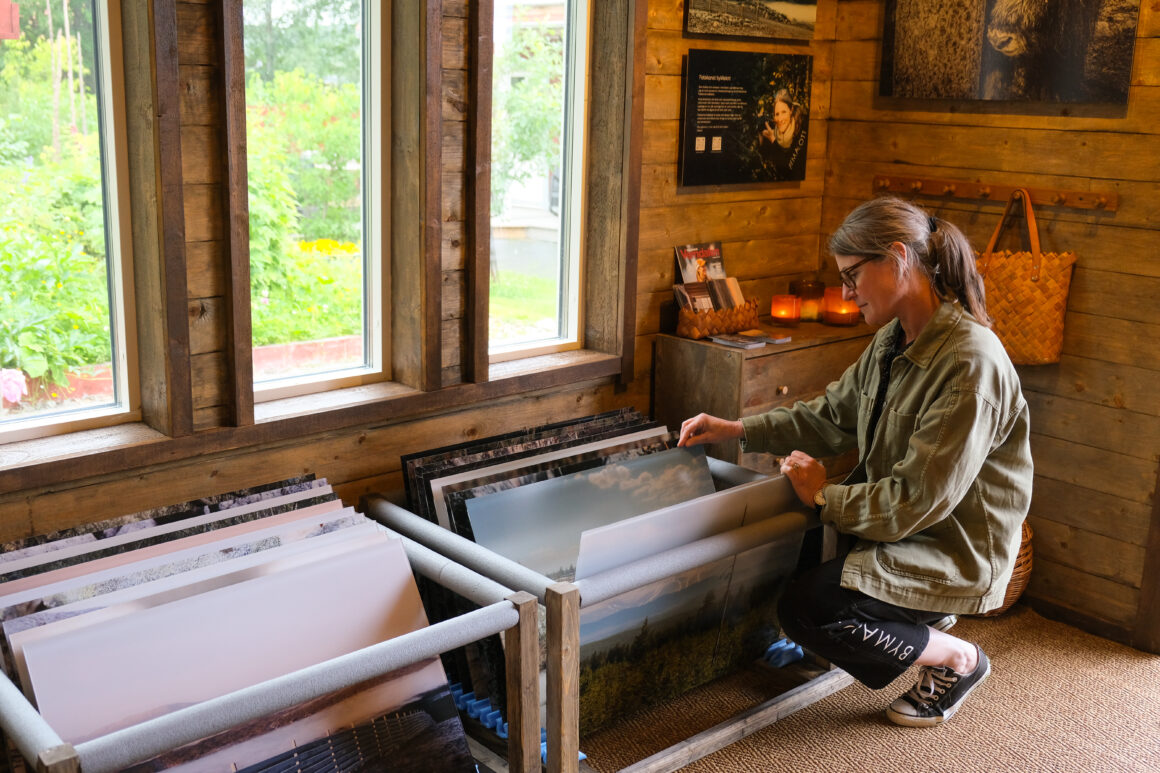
[630,1,838,410]
[823,0,1160,645]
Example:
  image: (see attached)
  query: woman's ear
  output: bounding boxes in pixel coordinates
[889,241,911,275]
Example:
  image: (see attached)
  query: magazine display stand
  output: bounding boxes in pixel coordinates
[365,458,853,773]
[0,529,542,773]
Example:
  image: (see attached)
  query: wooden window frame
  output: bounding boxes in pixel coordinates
[0,0,646,493]
[466,0,644,385]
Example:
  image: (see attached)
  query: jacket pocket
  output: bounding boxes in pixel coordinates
[875,540,959,586]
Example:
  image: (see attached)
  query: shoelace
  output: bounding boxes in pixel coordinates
[908,666,959,706]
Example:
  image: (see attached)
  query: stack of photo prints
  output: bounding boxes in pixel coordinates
[403,408,803,735]
[0,476,477,773]
[672,241,746,313]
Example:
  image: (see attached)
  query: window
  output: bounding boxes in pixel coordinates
[0,0,137,442]
[242,0,386,400]
[488,0,588,360]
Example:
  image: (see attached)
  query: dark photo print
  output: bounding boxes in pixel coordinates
[880,0,1142,104]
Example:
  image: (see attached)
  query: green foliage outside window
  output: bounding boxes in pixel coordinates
[1,23,111,408]
[491,25,565,216]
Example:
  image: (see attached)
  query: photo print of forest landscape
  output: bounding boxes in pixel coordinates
[404,410,807,735]
[679,49,813,186]
[880,0,1143,103]
[684,1,818,42]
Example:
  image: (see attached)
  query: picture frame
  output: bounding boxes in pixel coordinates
[879,0,1142,104]
[679,49,813,187]
[683,0,817,42]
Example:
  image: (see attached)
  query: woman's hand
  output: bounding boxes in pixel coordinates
[779,450,828,509]
[678,413,744,448]
[761,121,775,144]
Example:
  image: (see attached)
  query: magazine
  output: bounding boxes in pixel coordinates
[709,333,766,349]
[674,242,726,284]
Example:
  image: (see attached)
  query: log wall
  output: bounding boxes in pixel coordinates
[1,0,1158,650]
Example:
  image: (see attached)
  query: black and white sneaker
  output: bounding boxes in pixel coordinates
[886,646,990,727]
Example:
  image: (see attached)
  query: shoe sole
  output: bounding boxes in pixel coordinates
[885,659,991,728]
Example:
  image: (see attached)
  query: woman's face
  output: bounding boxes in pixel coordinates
[773,100,792,132]
[835,249,906,327]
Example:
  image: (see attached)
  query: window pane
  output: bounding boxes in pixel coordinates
[1,1,120,428]
[243,0,367,384]
[490,1,577,351]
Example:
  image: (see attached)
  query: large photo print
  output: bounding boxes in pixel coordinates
[880,0,1141,103]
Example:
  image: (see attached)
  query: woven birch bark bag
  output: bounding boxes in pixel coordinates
[975,189,1077,365]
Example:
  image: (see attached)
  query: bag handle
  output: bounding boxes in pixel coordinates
[979,188,1043,281]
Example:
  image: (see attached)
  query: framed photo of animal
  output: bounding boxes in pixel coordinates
[879,0,1142,104]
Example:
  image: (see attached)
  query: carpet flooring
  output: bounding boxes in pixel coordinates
[579,604,1160,772]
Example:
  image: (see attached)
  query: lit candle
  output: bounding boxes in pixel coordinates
[822,287,860,326]
[770,294,801,326]
[790,279,825,322]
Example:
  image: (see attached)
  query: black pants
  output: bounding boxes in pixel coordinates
[777,557,947,689]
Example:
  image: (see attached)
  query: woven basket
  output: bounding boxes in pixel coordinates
[983,520,1033,617]
[676,298,760,340]
[976,189,1077,365]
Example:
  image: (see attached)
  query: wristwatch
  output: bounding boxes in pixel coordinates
[813,487,826,511]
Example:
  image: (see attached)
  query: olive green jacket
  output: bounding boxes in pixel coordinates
[740,302,1033,615]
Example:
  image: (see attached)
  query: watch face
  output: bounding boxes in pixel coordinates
[814,489,826,507]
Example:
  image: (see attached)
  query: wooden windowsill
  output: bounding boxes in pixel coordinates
[1,349,623,493]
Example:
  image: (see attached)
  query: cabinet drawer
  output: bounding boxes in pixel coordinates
[740,337,869,415]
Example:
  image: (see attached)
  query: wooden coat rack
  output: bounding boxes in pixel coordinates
[872,175,1118,212]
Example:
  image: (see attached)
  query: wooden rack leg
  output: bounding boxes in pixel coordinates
[546,582,580,773]
[505,592,541,773]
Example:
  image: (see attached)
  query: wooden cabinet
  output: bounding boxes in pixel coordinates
[654,321,876,476]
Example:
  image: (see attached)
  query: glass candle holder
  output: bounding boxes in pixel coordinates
[822,287,860,326]
[770,294,801,326]
[790,279,825,322]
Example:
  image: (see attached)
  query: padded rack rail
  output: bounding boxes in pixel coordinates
[0,529,541,773]
[364,458,854,773]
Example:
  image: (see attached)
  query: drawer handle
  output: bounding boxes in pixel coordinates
[776,385,789,396]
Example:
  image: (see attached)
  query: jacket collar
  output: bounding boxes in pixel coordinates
[878,302,963,369]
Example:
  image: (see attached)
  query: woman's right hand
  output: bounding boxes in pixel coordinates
[678,413,744,447]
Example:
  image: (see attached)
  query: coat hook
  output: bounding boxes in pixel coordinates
[979,187,991,199]
[1095,195,1108,209]
[942,184,957,195]
[910,180,924,192]
[1053,193,1067,205]
[877,178,891,190]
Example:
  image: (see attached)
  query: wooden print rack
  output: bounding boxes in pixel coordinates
[872,175,1119,212]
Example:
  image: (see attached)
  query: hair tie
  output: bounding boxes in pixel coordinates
[928,216,938,233]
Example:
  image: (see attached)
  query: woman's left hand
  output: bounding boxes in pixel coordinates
[779,450,828,509]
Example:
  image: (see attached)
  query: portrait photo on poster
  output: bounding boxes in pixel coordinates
[683,0,817,42]
[678,49,813,187]
[879,0,1142,104]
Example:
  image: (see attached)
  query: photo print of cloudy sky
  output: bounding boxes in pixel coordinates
[464,445,717,579]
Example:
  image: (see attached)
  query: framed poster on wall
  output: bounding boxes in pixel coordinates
[880,0,1141,103]
[683,0,817,42]
[679,49,813,187]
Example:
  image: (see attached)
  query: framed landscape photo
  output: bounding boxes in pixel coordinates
[880,0,1141,103]
[684,0,817,42]
[679,49,813,187]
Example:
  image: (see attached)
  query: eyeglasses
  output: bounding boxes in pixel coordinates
[838,256,877,291]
